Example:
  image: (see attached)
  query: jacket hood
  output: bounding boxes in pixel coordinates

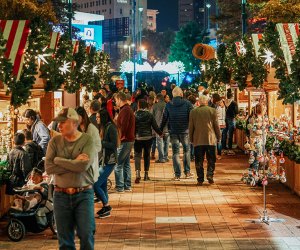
[171,97,186,107]
[135,110,152,121]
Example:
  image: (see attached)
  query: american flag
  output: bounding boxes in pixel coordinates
[0,20,30,81]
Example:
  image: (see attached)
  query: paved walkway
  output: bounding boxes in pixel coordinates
[1,152,300,249]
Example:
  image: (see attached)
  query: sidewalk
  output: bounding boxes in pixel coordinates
[1,152,300,249]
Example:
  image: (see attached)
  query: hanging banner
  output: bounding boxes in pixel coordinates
[276,23,300,74]
[251,33,263,57]
[0,20,30,81]
[49,32,60,50]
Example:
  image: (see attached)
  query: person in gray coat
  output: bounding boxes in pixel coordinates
[189,95,221,186]
[152,93,170,163]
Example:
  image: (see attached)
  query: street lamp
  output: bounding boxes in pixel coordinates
[132,0,137,92]
[138,7,144,64]
[124,43,135,61]
[206,3,211,34]
[242,0,247,36]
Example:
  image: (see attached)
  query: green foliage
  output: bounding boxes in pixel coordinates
[169,21,208,72]
[266,137,300,164]
[236,118,247,131]
[0,161,10,186]
[277,38,300,104]
[41,33,73,92]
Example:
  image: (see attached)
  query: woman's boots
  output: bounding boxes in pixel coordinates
[135,170,141,184]
[135,170,150,183]
[144,171,150,181]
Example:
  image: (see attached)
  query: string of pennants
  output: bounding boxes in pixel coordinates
[234,23,300,74]
[0,20,94,81]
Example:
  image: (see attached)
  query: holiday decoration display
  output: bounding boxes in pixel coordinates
[192,43,215,60]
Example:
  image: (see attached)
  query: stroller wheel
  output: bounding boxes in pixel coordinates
[7,219,25,242]
[107,179,112,190]
[49,213,57,235]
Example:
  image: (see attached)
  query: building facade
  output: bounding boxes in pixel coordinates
[147,9,159,32]
[178,0,217,34]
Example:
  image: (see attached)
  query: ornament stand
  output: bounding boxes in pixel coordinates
[246,128,285,225]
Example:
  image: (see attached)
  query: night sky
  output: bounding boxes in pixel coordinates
[148,0,178,32]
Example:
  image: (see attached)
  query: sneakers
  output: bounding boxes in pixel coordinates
[94,197,101,203]
[113,188,125,193]
[124,188,132,192]
[164,158,170,162]
[185,172,194,179]
[97,205,112,218]
[155,159,166,163]
[172,176,180,181]
[207,176,214,184]
[197,182,203,186]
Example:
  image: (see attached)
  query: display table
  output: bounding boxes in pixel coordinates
[0,185,13,217]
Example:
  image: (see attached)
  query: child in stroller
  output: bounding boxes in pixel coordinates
[11,168,48,211]
[7,167,56,242]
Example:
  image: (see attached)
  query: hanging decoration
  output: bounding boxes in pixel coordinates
[261,49,275,67]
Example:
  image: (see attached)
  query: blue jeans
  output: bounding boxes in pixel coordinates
[94,164,115,205]
[194,145,216,183]
[151,136,156,154]
[156,133,170,161]
[222,118,235,150]
[114,141,134,191]
[217,128,224,155]
[53,189,95,250]
[170,134,190,177]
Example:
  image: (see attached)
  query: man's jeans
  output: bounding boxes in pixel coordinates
[156,133,170,161]
[170,134,190,177]
[114,141,134,191]
[134,139,152,171]
[222,118,235,150]
[94,164,115,204]
[53,189,95,250]
[217,128,224,155]
[194,145,216,183]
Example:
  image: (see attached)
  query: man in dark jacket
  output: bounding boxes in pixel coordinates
[114,92,135,192]
[153,93,169,163]
[7,133,32,194]
[222,90,239,155]
[161,87,194,180]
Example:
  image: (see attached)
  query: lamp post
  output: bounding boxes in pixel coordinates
[138,7,143,64]
[242,0,247,36]
[67,0,72,40]
[132,0,137,92]
[206,3,211,34]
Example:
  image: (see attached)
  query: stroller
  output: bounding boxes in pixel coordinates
[6,159,56,242]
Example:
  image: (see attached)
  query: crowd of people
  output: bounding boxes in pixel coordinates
[6,82,238,250]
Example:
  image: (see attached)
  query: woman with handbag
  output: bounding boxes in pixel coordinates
[94,109,119,218]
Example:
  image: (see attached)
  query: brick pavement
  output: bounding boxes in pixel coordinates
[1,152,300,249]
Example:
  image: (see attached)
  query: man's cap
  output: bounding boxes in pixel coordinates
[52,107,79,122]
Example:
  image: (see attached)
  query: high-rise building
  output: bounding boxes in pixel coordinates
[147,9,159,32]
[74,0,147,34]
[74,0,147,68]
[178,0,217,34]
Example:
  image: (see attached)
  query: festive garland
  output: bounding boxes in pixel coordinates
[0,18,51,107]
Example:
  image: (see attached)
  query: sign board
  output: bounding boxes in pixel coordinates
[116,80,125,88]
[72,24,102,50]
